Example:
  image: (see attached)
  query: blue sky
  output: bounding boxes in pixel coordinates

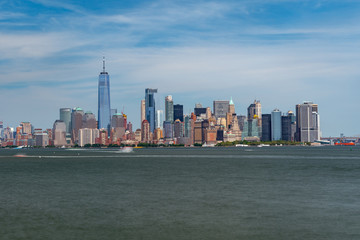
[1,0,360,136]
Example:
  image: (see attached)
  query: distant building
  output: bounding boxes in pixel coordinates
[60,108,72,134]
[163,121,173,139]
[34,132,49,147]
[243,118,261,140]
[194,103,207,117]
[21,122,32,135]
[96,129,109,146]
[261,114,271,142]
[98,58,111,131]
[141,120,150,143]
[271,109,282,141]
[111,113,126,142]
[156,110,164,129]
[134,129,142,142]
[213,100,229,119]
[173,104,183,122]
[184,115,192,138]
[145,88,157,133]
[287,111,297,141]
[281,115,292,141]
[141,99,146,126]
[71,107,84,144]
[193,121,203,144]
[165,95,174,123]
[111,113,126,128]
[173,119,183,138]
[82,111,97,129]
[127,122,133,133]
[79,128,99,147]
[295,102,320,142]
[52,120,67,146]
[0,121,3,140]
[247,100,262,120]
[237,115,246,132]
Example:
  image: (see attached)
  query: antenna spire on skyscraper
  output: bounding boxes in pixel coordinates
[103,56,105,72]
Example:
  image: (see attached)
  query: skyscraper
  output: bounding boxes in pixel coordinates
[271,109,282,141]
[261,114,271,141]
[156,110,164,129]
[141,120,150,143]
[281,115,292,141]
[247,100,262,121]
[98,58,111,131]
[213,100,229,119]
[173,104,183,122]
[71,107,84,144]
[60,108,71,134]
[145,88,158,133]
[52,120,67,146]
[141,99,146,125]
[165,95,174,122]
[82,111,97,129]
[194,103,206,117]
[295,102,320,142]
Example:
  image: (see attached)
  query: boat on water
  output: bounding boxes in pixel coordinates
[334,142,355,146]
[257,144,270,147]
[235,144,249,147]
[202,143,215,147]
[119,147,134,153]
[13,154,27,157]
[14,146,25,149]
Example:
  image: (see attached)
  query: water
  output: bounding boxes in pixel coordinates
[1,146,360,239]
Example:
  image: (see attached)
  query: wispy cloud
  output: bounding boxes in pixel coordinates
[0,0,359,136]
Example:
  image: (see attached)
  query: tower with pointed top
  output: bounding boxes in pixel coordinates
[98,57,111,131]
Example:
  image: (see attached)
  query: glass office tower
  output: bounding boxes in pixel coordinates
[145,88,158,133]
[98,58,111,130]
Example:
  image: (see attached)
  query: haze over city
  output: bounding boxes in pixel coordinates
[1,0,359,137]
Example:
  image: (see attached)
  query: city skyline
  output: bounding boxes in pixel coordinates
[1,0,360,137]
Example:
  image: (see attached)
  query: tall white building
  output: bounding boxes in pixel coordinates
[156,110,164,129]
[78,128,99,147]
[296,102,320,142]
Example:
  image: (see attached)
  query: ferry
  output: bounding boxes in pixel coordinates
[257,144,270,147]
[334,142,355,146]
[119,147,134,153]
[235,144,249,147]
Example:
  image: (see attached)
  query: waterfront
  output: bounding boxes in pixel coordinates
[1,146,359,239]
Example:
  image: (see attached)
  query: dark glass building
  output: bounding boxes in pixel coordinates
[145,88,158,133]
[281,115,292,141]
[194,107,207,117]
[173,104,184,122]
[261,114,271,142]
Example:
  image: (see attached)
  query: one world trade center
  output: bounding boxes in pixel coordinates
[98,57,111,131]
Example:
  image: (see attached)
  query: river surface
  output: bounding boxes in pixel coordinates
[0,146,359,239]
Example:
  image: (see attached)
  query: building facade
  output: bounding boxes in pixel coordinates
[271,109,282,141]
[145,88,158,133]
[165,95,174,123]
[213,100,229,119]
[173,104,183,122]
[261,114,271,142]
[98,58,111,130]
[295,102,320,142]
